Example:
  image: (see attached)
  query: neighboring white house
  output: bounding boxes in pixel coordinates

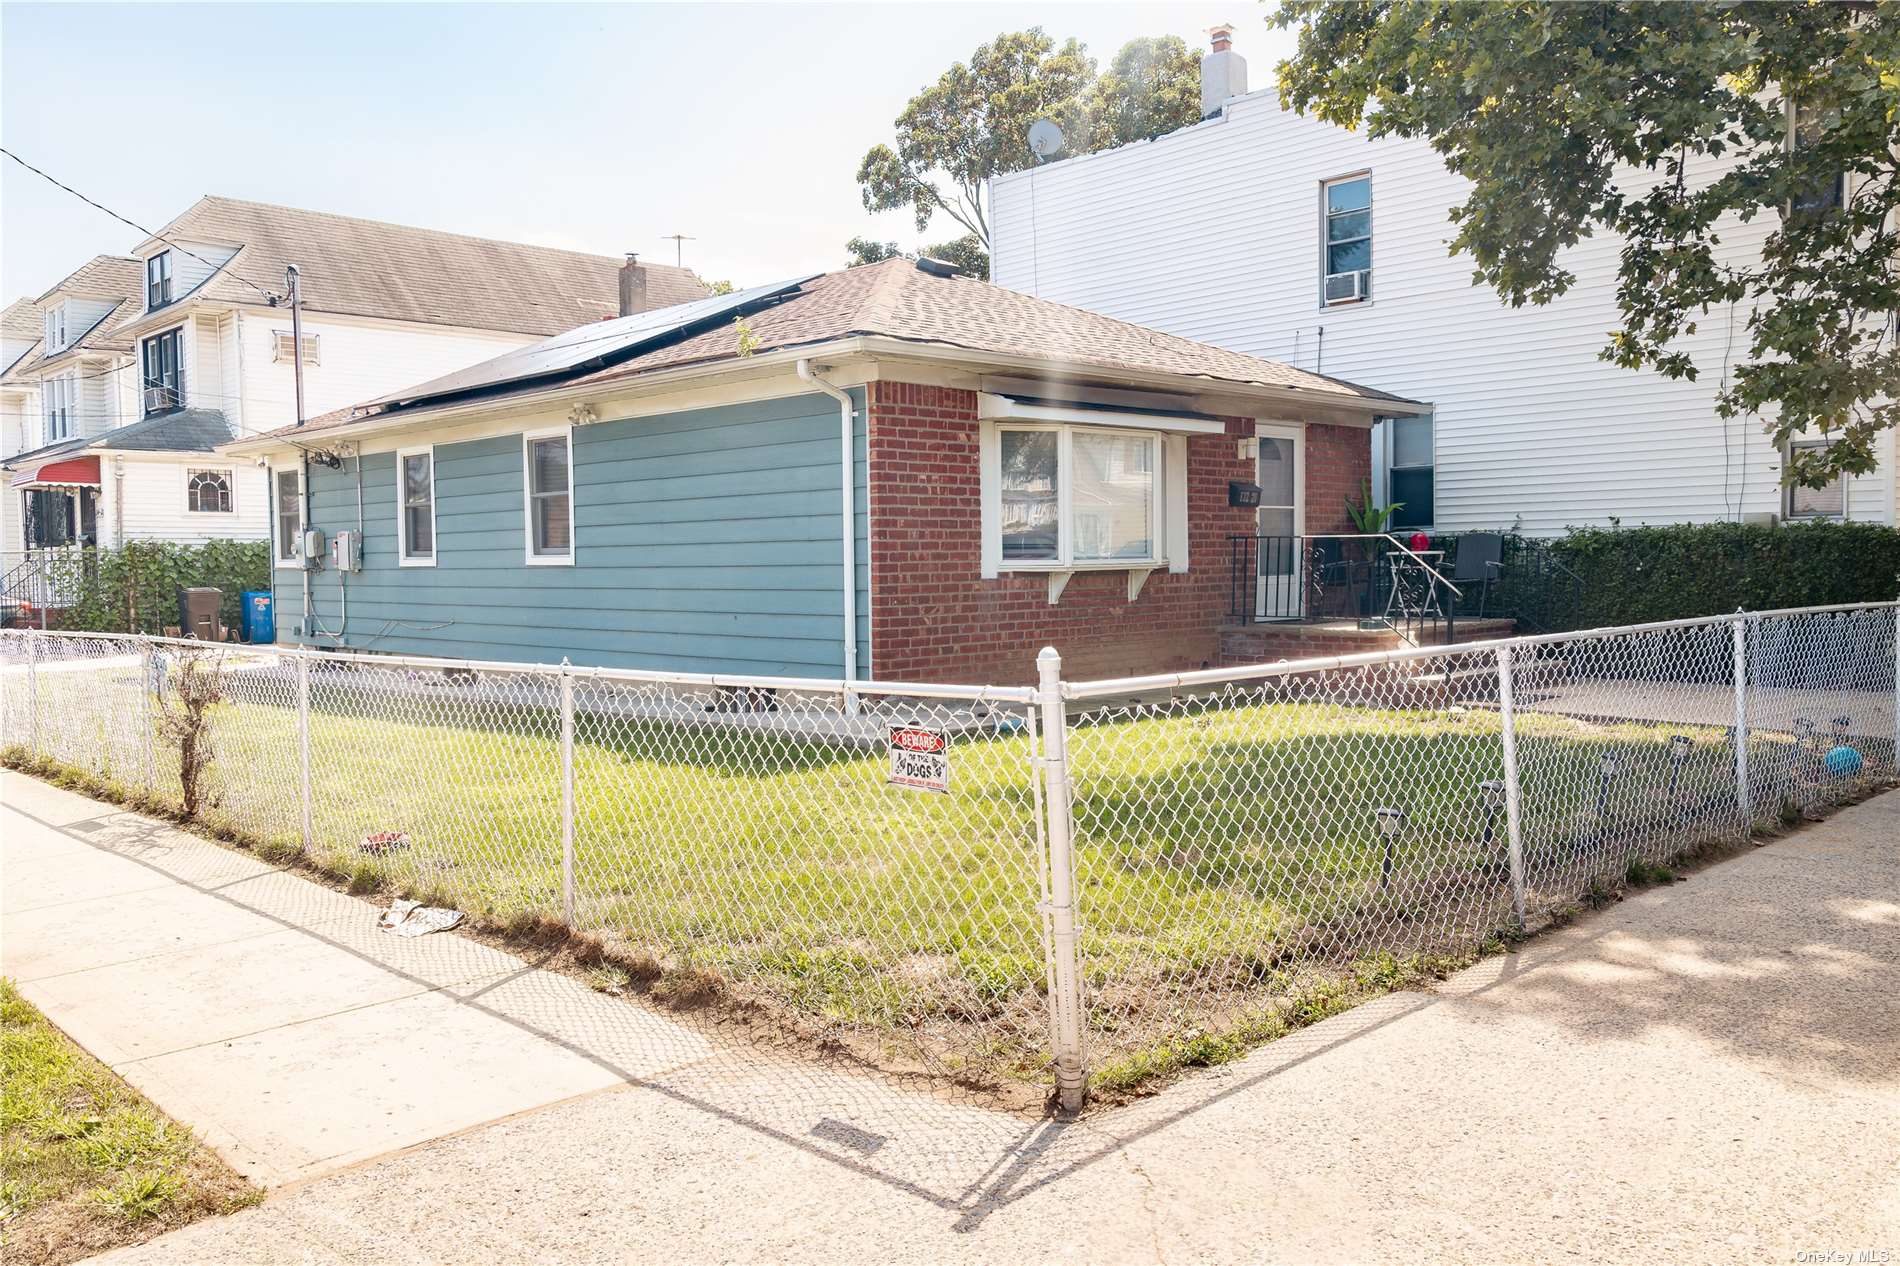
[988,29,1897,536]
[1,196,707,571]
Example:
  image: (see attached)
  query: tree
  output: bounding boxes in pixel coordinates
[1086,35,1203,149]
[845,237,906,267]
[844,233,991,281]
[1274,2,1900,488]
[857,29,1095,252]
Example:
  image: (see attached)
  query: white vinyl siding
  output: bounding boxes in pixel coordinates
[990,88,1897,530]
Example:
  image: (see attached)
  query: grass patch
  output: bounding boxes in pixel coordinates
[0,979,257,1265]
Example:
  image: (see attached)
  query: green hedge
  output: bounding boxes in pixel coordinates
[36,541,271,637]
[1453,522,1900,631]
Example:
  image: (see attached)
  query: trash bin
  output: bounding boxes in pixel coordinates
[178,587,223,641]
[241,590,274,644]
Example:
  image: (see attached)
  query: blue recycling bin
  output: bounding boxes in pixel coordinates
[241,590,275,644]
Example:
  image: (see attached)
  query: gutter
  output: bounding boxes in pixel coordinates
[795,359,860,693]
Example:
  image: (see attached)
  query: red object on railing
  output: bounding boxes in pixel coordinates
[1409,532,1431,552]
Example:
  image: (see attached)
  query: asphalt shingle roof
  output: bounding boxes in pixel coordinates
[148,197,710,336]
[269,259,1417,440]
[1,408,234,468]
[2,257,145,382]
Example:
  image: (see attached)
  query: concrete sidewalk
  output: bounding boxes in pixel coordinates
[4,771,1896,1264]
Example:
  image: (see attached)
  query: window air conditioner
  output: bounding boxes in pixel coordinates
[1325,269,1371,305]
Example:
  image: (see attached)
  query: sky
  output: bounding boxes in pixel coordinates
[0,2,1297,306]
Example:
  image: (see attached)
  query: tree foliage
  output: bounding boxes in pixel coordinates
[855,27,1203,257]
[845,233,991,280]
[1086,35,1204,149]
[1273,1,1900,488]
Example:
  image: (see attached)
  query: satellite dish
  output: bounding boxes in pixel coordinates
[1028,119,1066,161]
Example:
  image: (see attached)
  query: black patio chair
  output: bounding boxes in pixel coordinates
[1453,532,1504,617]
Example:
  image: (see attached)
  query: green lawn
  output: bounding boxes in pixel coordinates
[0,980,257,1265]
[11,654,1802,1090]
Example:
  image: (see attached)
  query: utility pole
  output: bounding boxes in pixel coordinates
[286,265,306,428]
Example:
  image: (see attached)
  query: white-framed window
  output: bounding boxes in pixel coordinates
[1784,440,1845,519]
[146,251,174,309]
[1384,414,1434,531]
[986,423,1167,571]
[186,468,235,514]
[398,445,436,566]
[272,331,320,365]
[141,327,185,415]
[1323,174,1372,305]
[43,374,75,442]
[43,304,68,354]
[522,427,574,564]
[274,467,304,562]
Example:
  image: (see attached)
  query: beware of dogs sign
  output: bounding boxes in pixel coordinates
[887,724,950,793]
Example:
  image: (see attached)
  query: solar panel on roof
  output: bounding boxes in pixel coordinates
[366,274,820,409]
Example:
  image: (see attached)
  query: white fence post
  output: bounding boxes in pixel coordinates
[1732,612,1752,833]
[297,652,313,852]
[1035,646,1087,1114]
[25,631,39,759]
[1495,645,1527,930]
[559,662,576,925]
[140,642,154,791]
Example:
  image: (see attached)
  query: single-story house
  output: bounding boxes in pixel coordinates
[221,257,1421,684]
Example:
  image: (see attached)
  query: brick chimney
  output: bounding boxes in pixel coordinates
[618,254,648,317]
[1201,24,1248,119]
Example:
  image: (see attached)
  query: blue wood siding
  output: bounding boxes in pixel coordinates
[271,390,872,677]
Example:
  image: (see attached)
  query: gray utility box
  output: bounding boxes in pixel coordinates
[178,587,224,641]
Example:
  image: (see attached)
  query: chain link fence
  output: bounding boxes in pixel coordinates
[2,601,1894,1110]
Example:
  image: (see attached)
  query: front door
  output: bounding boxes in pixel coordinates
[1255,426,1304,620]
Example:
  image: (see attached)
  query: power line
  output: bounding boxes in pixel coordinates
[1,147,282,304]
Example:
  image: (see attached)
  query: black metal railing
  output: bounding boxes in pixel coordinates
[1228,534,1460,646]
[0,551,60,627]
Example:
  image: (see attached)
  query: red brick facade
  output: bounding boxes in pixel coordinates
[864,381,1372,685]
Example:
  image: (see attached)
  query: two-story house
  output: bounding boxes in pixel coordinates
[2,196,707,572]
[0,257,145,558]
[987,27,1897,537]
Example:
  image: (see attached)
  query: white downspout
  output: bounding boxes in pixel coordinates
[795,360,860,691]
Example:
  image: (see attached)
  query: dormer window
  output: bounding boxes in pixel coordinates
[146,252,174,309]
[43,304,67,354]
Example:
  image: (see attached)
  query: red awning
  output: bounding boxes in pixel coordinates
[9,454,101,491]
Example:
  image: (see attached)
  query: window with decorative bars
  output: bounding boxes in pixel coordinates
[186,468,234,514]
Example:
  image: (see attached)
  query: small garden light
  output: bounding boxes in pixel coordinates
[1374,806,1405,891]
[1595,750,1623,846]
[1666,735,1694,824]
[1478,779,1505,851]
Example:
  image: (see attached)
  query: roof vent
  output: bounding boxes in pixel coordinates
[914,257,960,278]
